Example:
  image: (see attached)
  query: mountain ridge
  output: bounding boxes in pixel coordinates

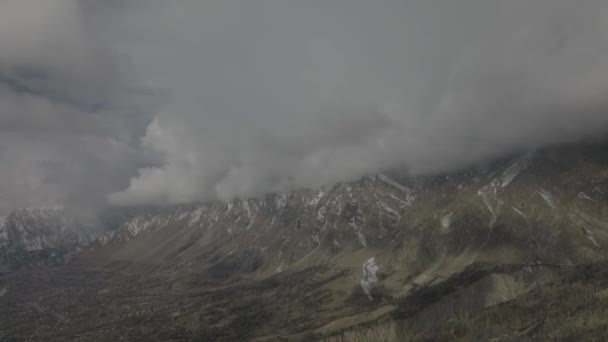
[1,141,608,340]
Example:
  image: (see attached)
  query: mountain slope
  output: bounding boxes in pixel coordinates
[1,141,608,341]
[0,207,106,275]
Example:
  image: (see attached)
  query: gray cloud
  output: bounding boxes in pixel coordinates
[2,0,608,209]
[0,0,154,211]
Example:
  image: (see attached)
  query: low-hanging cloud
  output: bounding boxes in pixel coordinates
[3,0,608,209]
[0,0,155,211]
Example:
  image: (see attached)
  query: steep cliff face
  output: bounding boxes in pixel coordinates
[1,142,608,341]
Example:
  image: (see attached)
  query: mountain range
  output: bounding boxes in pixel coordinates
[1,141,608,341]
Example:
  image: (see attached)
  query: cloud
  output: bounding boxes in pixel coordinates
[0,0,154,211]
[110,0,608,205]
[2,0,608,209]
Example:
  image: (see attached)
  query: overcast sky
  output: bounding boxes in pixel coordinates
[1,0,608,209]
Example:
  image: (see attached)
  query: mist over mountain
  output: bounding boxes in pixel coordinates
[2,0,608,210]
[5,2,608,340]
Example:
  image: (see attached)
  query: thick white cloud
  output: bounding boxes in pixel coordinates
[110,0,608,205]
[2,0,608,209]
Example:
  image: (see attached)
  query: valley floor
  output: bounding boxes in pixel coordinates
[3,260,608,341]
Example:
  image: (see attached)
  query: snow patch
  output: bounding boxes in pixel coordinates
[441,212,453,231]
[227,216,241,234]
[312,233,321,246]
[275,193,288,209]
[357,232,368,248]
[587,234,600,248]
[388,193,414,208]
[177,211,189,221]
[538,188,558,209]
[578,192,594,201]
[360,257,379,301]
[317,206,327,222]
[189,207,205,226]
[478,188,496,216]
[307,190,326,207]
[478,155,530,216]
[332,239,342,249]
[97,231,116,246]
[582,228,601,248]
[348,216,367,247]
[209,208,220,223]
[245,215,257,231]
[242,200,252,219]
[378,174,410,194]
[512,207,528,220]
[125,217,156,237]
[241,200,257,231]
[500,157,529,187]
[379,201,401,222]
